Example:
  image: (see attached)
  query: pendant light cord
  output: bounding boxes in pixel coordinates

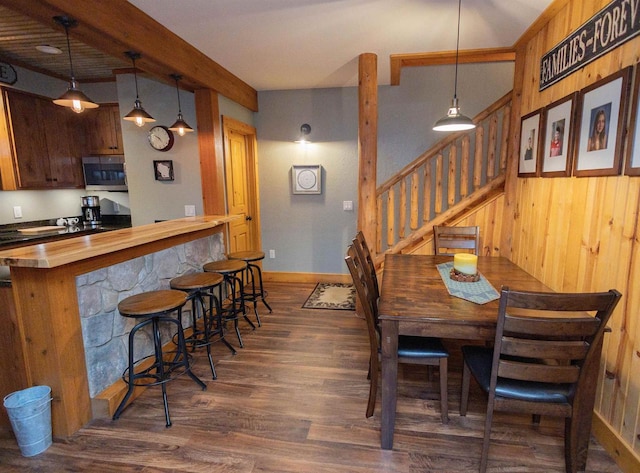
[174,76,183,113]
[453,0,462,100]
[132,57,140,100]
[63,26,76,82]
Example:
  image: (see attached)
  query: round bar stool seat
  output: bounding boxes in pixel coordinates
[227,250,272,326]
[113,289,206,427]
[170,272,237,380]
[203,259,254,348]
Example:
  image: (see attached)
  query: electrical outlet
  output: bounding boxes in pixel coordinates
[269,249,276,259]
[184,205,196,217]
[13,206,22,218]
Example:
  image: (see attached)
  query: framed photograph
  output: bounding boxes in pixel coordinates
[541,93,576,177]
[518,109,542,177]
[573,67,631,177]
[624,66,640,176]
[154,160,174,181]
[291,165,322,194]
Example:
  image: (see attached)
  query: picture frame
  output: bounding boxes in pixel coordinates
[573,67,631,177]
[541,93,576,178]
[291,164,322,194]
[518,109,543,177]
[153,160,174,181]
[624,66,640,176]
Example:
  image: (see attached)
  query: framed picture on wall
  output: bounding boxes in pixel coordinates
[518,109,542,177]
[291,165,322,194]
[624,66,640,176]
[154,160,174,181]
[541,93,576,177]
[573,67,631,177]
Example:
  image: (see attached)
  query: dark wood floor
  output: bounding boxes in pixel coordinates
[0,282,622,472]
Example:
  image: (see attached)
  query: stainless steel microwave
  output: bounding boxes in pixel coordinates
[82,156,128,191]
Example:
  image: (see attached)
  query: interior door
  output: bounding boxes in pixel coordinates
[223,116,260,254]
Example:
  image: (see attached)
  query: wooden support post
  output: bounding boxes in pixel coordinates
[358,53,378,258]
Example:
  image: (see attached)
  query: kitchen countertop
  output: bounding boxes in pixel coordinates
[0,215,238,269]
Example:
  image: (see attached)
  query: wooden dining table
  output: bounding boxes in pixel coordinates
[377,254,601,471]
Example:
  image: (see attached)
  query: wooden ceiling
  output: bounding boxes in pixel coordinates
[0,5,128,82]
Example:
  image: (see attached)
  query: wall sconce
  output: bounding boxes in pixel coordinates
[52,16,99,113]
[295,123,312,144]
[168,74,194,136]
[123,51,155,127]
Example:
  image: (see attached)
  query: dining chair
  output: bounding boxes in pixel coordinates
[345,245,449,422]
[459,287,621,473]
[433,225,480,256]
[352,231,379,300]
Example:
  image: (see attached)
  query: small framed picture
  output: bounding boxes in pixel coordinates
[518,109,542,177]
[541,93,576,177]
[624,66,640,176]
[291,165,322,194]
[573,67,631,177]
[154,160,174,181]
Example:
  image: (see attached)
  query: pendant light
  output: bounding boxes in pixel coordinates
[433,0,475,132]
[123,51,155,127]
[52,16,99,113]
[168,74,194,136]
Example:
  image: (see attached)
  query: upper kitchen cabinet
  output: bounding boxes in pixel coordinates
[0,87,84,190]
[83,103,124,155]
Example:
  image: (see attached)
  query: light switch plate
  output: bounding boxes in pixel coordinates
[184,205,196,216]
[343,200,353,211]
[13,206,22,218]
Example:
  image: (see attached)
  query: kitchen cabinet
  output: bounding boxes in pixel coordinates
[0,87,84,190]
[83,103,124,155]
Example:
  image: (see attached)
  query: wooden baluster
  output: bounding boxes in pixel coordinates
[399,179,407,239]
[376,196,382,254]
[387,187,395,248]
[474,125,484,190]
[423,161,431,223]
[435,153,443,215]
[448,144,457,208]
[410,171,419,230]
[487,114,498,180]
[460,135,470,198]
[500,104,511,172]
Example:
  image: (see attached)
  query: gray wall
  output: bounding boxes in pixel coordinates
[255,62,514,276]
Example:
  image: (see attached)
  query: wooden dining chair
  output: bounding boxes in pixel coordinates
[459,287,621,473]
[433,225,480,255]
[345,245,449,422]
[352,231,379,300]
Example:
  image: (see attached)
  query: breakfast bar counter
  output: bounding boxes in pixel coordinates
[0,215,237,438]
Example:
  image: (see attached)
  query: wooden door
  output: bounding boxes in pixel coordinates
[222,116,261,254]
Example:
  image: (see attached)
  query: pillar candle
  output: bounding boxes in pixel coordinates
[453,253,478,275]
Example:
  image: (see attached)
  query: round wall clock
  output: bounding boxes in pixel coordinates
[148,125,174,152]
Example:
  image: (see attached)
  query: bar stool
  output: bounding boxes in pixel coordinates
[113,289,206,427]
[227,250,272,326]
[170,272,237,380]
[203,259,254,348]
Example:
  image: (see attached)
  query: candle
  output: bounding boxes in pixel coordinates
[453,253,478,275]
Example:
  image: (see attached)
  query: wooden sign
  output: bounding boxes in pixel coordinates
[540,0,640,91]
[0,62,17,85]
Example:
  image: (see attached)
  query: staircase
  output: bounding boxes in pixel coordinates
[373,92,512,266]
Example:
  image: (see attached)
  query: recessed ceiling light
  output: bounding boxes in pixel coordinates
[36,45,62,54]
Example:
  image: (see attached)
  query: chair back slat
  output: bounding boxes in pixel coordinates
[503,314,600,338]
[345,247,380,352]
[434,225,480,256]
[353,231,379,300]
[497,360,580,384]
[500,337,590,360]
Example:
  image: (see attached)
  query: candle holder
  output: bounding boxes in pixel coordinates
[449,267,480,282]
[450,253,480,282]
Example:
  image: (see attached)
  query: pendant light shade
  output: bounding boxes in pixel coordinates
[433,0,475,132]
[123,51,155,127]
[168,74,194,136]
[52,16,98,113]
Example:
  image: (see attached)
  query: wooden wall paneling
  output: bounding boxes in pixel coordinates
[560,178,589,292]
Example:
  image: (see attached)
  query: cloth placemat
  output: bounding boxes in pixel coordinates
[436,262,500,305]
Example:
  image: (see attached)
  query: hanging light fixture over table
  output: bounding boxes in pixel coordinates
[433,0,475,132]
[52,16,99,113]
[123,51,155,127]
[168,74,194,136]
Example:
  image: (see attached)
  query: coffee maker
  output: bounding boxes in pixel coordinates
[81,195,101,226]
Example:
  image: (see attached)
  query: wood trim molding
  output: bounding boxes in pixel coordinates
[263,272,351,284]
[390,47,516,85]
[592,411,640,473]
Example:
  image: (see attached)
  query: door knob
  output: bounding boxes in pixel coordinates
[245,215,253,221]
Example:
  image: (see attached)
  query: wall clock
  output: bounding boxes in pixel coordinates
[291,165,322,194]
[148,125,174,152]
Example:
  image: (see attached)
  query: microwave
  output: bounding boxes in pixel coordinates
[82,156,128,191]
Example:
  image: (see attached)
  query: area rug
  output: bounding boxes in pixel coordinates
[302,283,355,310]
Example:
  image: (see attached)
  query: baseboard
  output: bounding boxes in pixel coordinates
[263,271,351,284]
[592,411,640,473]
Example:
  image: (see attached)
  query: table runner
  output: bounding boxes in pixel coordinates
[436,262,500,304]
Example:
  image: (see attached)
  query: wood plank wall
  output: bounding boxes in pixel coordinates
[507,0,640,469]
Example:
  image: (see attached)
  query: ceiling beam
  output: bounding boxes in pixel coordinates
[390,47,516,86]
[0,0,258,111]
